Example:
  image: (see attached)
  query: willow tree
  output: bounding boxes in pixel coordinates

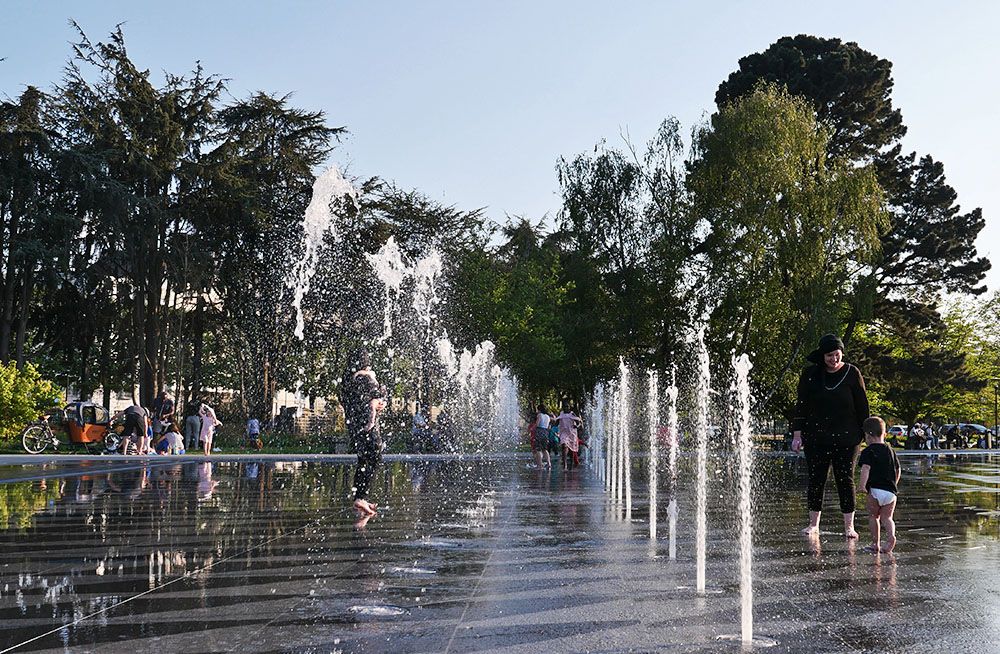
[555,118,697,384]
[688,82,888,415]
[716,35,989,347]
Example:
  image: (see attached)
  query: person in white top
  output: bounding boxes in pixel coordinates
[199,403,222,456]
[533,404,552,469]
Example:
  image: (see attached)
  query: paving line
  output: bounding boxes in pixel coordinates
[442,473,519,654]
[0,512,330,654]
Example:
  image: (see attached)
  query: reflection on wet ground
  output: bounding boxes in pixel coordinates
[1,454,999,653]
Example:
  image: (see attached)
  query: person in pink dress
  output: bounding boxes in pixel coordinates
[555,401,583,470]
[198,403,222,456]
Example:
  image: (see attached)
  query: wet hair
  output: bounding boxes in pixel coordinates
[561,399,571,411]
[342,347,371,386]
[349,348,372,370]
[863,416,886,438]
[537,404,547,413]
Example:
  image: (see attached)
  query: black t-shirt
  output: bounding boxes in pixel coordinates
[154,398,174,420]
[858,442,900,494]
[792,363,870,448]
[344,372,383,435]
[124,405,148,418]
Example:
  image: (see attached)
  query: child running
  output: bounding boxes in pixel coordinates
[531,404,552,469]
[858,416,901,553]
[555,401,583,470]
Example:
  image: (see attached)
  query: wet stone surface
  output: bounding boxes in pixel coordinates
[1,453,1000,653]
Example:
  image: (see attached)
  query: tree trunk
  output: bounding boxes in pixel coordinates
[190,293,205,402]
[99,325,112,411]
[14,267,32,369]
[0,211,19,364]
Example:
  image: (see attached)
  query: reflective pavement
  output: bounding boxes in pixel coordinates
[1,453,1000,653]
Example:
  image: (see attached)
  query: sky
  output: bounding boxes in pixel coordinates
[3,1,998,290]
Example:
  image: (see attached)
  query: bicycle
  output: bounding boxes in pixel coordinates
[19,404,123,455]
[20,416,61,454]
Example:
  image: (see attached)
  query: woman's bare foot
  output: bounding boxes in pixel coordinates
[353,499,378,516]
[801,525,819,535]
[842,512,858,539]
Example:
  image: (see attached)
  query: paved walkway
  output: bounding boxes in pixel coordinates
[1,454,999,652]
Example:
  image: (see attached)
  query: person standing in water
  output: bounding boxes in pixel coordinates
[791,334,870,539]
[342,349,387,516]
[556,401,583,470]
[532,404,553,469]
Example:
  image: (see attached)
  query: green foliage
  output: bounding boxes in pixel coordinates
[450,220,571,398]
[0,362,59,440]
[555,118,697,383]
[689,82,887,416]
[716,34,905,162]
[715,35,990,414]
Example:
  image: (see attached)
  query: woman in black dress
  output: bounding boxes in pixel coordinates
[791,334,870,538]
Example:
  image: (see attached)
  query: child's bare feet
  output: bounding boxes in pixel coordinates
[353,499,378,516]
[863,544,879,553]
[844,528,859,539]
[801,525,819,535]
[881,536,896,553]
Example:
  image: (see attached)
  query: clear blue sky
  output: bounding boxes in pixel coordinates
[4,1,998,290]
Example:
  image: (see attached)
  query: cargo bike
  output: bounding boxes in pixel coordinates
[20,401,123,455]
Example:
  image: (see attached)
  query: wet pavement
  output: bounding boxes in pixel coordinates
[1,453,1000,653]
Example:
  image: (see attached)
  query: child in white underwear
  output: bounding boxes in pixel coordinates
[858,416,901,553]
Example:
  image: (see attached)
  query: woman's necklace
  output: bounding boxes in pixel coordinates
[824,364,851,391]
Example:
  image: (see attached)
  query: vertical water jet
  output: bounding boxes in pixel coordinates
[648,370,659,540]
[692,328,711,593]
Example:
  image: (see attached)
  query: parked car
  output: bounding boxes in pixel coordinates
[886,425,907,447]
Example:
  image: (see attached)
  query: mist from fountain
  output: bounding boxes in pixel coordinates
[620,360,632,516]
[587,385,607,479]
[289,165,359,340]
[365,237,408,347]
[665,373,679,559]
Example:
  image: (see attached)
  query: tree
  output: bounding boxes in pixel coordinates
[854,303,983,426]
[715,35,990,412]
[688,82,887,417]
[554,118,699,387]
[212,92,341,419]
[450,220,570,399]
[0,362,59,441]
[53,24,226,406]
[716,34,905,162]
[0,87,64,368]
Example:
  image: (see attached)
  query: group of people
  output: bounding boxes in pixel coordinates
[792,334,900,554]
[528,402,585,470]
[118,392,223,457]
[339,332,907,556]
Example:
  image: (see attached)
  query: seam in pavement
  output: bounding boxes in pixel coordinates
[0,514,329,654]
[442,476,519,654]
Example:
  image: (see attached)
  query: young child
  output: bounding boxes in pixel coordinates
[556,401,583,470]
[858,416,901,553]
